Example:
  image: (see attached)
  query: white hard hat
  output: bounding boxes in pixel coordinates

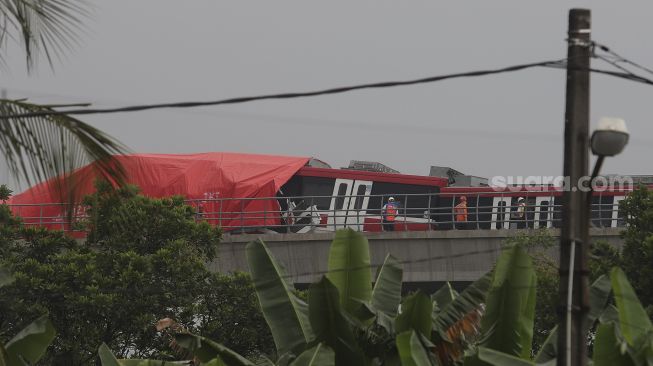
[389,197,395,201]
[518,197,525,201]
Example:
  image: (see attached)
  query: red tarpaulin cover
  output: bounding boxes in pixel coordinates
[9,152,310,231]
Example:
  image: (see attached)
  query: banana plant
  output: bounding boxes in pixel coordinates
[98,343,194,365]
[591,267,653,366]
[245,229,497,366]
[139,229,495,365]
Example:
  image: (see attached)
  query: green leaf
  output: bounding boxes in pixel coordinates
[0,345,8,366]
[289,343,335,366]
[174,333,254,366]
[326,229,372,315]
[5,315,55,366]
[396,330,435,366]
[535,275,612,363]
[587,274,613,332]
[202,359,227,366]
[593,323,635,366]
[98,343,121,366]
[246,239,313,355]
[396,292,433,337]
[308,277,364,365]
[0,100,127,207]
[433,272,491,337]
[476,245,536,359]
[432,282,457,313]
[0,0,89,70]
[98,344,193,366]
[475,347,533,366]
[119,360,192,365]
[611,267,653,345]
[0,266,14,288]
[371,254,403,317]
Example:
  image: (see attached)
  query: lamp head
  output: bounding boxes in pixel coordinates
[591,117,629,157]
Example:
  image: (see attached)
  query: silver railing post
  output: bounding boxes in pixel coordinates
[240,199,245,233]
[332,195,337,231]
[451,195,456,229]
[427,194,432,231]
[476,193,480,229]
[403,194,408,231]
[263,198,267,230]
[218,199,223,228]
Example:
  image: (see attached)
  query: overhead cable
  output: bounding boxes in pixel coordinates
[0,59,566,119]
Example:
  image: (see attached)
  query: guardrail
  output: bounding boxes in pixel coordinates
[7,191,626,234]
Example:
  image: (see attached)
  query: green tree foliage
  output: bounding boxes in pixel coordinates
[620,186,653,308]
[0,267,56,366]
[196,272,276,358]
[0,184,11,202]
[0,183,273,365]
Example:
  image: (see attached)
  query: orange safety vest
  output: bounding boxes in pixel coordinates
[454,202,468,222]
[384,203,398,221]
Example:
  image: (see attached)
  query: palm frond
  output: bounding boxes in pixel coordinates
[0,99,127,203]
[0,0,89,70]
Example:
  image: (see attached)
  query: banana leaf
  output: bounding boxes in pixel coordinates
[396,330,437,366]
[371,254,403,317]
[246,239,314,356]
[289,343,335,366]
[471,246,536,360]
[396,292,433,337]
[326,229,372,315]
[308,277,364,365]
[610,267,652,346]
[174,333,254,366]
[593,323,635,366]
[4,315,55,366]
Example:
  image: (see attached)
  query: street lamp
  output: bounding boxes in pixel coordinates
[590,117,630,179]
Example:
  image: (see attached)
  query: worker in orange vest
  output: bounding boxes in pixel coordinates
[454,196,468,230]
[382,197,399,231]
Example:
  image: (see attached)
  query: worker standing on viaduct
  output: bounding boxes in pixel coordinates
[382,197,399,232]
[455,196,468,230]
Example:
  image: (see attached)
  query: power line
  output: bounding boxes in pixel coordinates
[0,59,566,119]
[593,41,653,77]
[2,41,652,120]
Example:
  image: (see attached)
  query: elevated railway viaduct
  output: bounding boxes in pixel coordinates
[210,228,622,292]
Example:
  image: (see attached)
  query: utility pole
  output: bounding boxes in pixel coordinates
[558,8,591,366]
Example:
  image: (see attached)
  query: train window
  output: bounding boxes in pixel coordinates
[539,200,550,228]
[612,196,626,228]
[300,177,336,209]
[353,185,367,210]
[335,183,348,209]
[496,201,507,229]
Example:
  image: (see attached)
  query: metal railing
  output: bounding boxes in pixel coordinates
[7,191,627,234]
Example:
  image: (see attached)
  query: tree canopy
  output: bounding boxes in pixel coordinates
[0,182,274,365]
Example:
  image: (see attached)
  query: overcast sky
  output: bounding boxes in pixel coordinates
[2,0,653,190]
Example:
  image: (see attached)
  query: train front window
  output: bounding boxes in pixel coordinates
[353,185,367,210]
[335,183,348,209]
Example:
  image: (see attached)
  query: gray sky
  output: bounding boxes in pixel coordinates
[3,0,653,189]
